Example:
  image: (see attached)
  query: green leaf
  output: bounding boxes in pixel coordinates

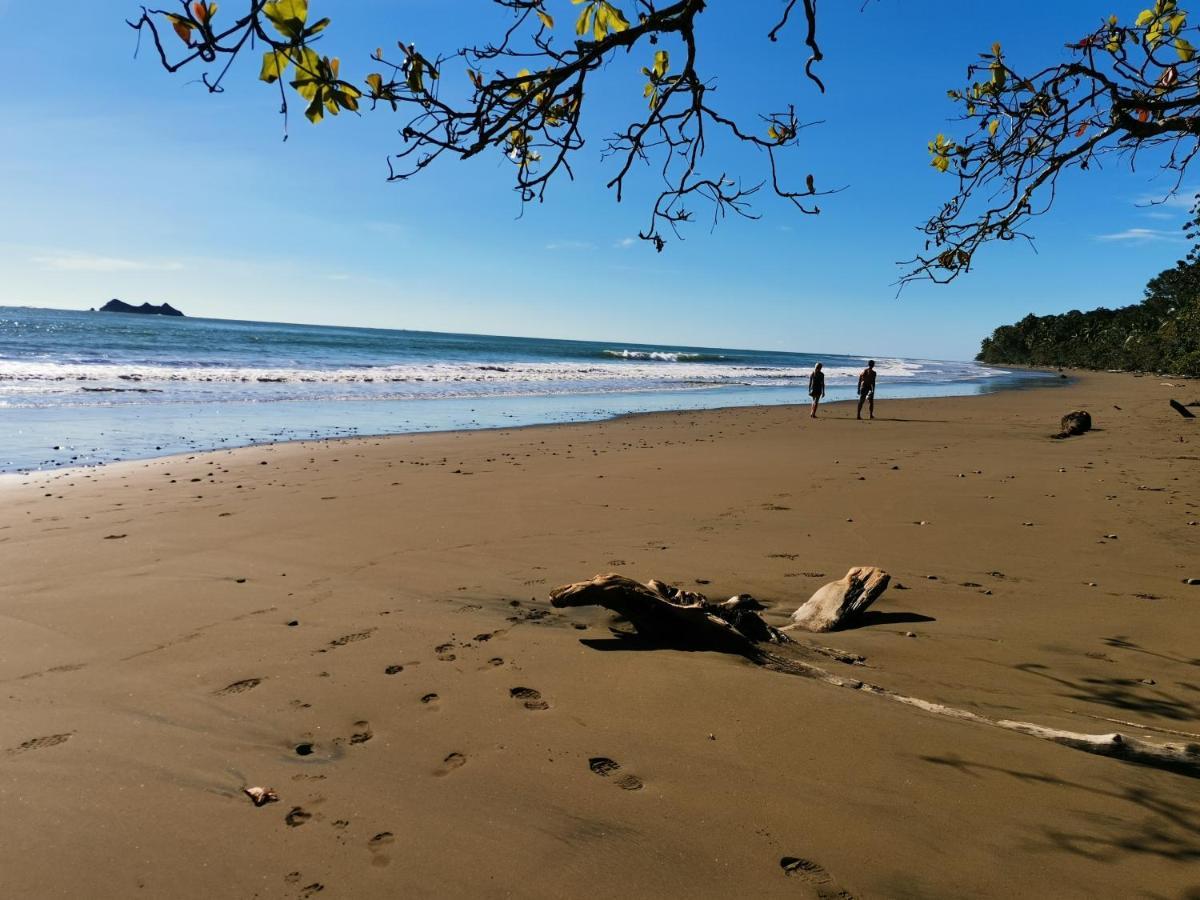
[1136,9,1156,27]
[988,118,999,137]
[304,17,330,38]
[1176,36,1195,59]
[263,0,309,40]
[259,50,290,84]
[537,9,554,29]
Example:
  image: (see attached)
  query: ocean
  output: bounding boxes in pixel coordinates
[0,306,1056,472]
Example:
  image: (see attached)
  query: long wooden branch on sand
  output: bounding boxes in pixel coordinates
[549,574,1200,779]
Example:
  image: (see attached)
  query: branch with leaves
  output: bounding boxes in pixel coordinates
[129,0,834,250]
[905,0,1200,285]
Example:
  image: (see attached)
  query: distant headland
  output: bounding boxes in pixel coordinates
[95,299,185,317]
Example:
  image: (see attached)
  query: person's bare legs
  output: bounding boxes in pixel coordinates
[810,397,820,418]
[856,395,865,419]
[868,394,874,419]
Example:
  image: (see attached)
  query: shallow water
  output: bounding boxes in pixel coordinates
[0,306,1057,472]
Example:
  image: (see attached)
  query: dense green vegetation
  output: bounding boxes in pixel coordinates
[977,258,1200,375]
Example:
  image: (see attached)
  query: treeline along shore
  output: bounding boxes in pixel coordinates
[978,258,1200,376]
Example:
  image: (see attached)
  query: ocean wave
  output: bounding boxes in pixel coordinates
[0,356,1012,411]
[601,349,727,362]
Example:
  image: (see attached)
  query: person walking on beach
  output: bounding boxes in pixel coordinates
[807,362,826,418]
[856,360,877,420]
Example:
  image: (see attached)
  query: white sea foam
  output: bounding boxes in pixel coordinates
[0,357,1007,409]
[602,349,720,361]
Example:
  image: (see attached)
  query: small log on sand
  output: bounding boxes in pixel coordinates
[1170,398,1196,418]
[787,567,890,632]
[549,574,788,655]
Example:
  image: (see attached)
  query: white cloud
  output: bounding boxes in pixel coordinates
[1134,190,1198,210]
[614,237,638,248]
[544,240,595,251]
[1095,227,1184,243]
[32,253,184,273]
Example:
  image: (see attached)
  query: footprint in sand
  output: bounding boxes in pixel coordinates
[420,693,440,706]
[7,733,73,755]
[328,629,376,648]
[780,856,855,899]
[488,657,504,667]
[349,722,373,745]
[286,807,313,827]
[434,752,467,776]
[434,642,457,662]
[299,883,325,898]
[510,687,550,711]
[215,677,263,695]
[588,757,643,791]
[367,831,395,867]
[384,665,404,675]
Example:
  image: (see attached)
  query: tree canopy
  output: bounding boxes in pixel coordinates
[976,257,1200,374]
[130,0,828,251]
[909,0,1200,284]
[131,1,1200,275]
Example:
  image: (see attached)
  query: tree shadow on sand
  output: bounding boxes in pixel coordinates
[1015,662,1200,722]
[1103,635,1200,668]
[920,753,1200,865]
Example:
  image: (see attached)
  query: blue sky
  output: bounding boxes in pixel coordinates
[0,0,1193,360]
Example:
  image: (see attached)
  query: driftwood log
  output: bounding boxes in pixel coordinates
[549,574,788,656]
[549,573,1200,779]
[1170,399,1196,419]
[787,566,890,632]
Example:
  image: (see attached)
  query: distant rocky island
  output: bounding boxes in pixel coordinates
[96,299,185,317]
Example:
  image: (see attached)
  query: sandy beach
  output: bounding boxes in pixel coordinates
[2,372,1198,899]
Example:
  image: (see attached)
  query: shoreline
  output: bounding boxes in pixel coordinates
[3,370,1197,897]
[2,367,1064,478]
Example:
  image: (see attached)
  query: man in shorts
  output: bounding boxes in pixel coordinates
[856,360,877,420]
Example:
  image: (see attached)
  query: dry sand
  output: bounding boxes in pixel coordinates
[1,372,1198,898]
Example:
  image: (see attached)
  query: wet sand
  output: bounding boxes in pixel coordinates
[1,372,1198,898]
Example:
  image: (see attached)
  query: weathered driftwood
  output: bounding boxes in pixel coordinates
[787,566,890,632]
[549,574,789,655]
[550,573,1200,778]
[1170,398,1196,419]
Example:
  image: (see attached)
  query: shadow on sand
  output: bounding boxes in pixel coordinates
[848,610,936,628]
[920,753,1200,865]
[1015,662,1200,722]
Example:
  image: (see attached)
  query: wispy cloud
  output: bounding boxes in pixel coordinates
[1134,190,1198,210]
[613,237,638,249]
[544,240,595,251]
[1095,227,1184,243]
[32,253,184,273]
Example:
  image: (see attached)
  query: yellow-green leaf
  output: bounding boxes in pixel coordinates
[1176,36,1195,59]
[988,118,999,137]
[537,9,554,29]
[263,0,308,39]
[259,50,290,84]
